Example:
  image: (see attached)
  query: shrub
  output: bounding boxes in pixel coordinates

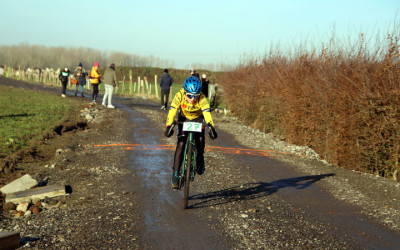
[219,32,400,180]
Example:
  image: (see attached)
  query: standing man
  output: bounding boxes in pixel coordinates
[190,68,200,79]
[200,74,209,98]
[160,68,173,110]
[102,63,118,109]
[58,67,70,97]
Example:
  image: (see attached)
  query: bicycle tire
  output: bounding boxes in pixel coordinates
[184,138,194,209]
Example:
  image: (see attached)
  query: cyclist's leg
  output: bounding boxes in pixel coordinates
[171,123,186,188]
[195,130,206,175]
[173,136,186,172]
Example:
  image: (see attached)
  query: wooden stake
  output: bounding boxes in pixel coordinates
[144,76,150,97]
[137,76,141,95]
[155,75,158,98]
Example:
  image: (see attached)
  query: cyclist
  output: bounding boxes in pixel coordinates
[164,76,218,189]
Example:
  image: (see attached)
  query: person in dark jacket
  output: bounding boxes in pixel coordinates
[190,68,200,79]
[160,69,173,110]
[58,67,70,97]
[200,74,209,98]
[74,62,87,97]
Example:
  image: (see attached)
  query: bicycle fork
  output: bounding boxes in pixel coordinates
[180,133,197,188]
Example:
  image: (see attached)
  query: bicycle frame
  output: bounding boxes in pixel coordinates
[179,131,197,189]
[171,121,205,208]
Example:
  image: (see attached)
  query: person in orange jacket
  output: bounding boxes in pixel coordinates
[90,62,101,103]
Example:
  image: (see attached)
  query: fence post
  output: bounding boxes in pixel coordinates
[128,69,132,95]
[117,76,125,94]
[137,76,141,95]
[144,76,150,97]
[154,75,158,98]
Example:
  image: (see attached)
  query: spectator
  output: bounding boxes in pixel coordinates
[58,67,70,97]
[210,83,219,110]
[190,68,200,79]
[74,62,87,97]
[159,68,173,110]
[102,63,118,109]
[90,62,101,103]
[200,74,209,98]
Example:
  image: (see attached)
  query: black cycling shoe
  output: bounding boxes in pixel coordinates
[171,171,179,189]
[196,164,205,175]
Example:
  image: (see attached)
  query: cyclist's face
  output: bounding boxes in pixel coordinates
[185,94,198,104]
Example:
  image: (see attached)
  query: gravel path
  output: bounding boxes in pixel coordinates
[137,104,400,249]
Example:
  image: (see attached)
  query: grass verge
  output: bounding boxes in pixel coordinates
[0,85,83,159]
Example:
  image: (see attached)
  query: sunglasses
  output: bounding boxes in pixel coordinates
[185,93,200,99]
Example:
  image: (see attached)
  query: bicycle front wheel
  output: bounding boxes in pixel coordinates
[184,140,194,209]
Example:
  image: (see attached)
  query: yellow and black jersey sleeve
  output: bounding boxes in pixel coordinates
[165,89,184,126]
[198,95,214,127]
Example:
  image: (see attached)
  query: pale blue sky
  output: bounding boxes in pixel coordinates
[1,0,399,69]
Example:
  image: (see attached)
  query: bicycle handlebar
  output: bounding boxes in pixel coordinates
[167,121,217,140]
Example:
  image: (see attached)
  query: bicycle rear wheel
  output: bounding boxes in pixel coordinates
[184,140,194,209]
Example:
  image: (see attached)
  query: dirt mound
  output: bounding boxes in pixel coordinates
[0,115,88,184]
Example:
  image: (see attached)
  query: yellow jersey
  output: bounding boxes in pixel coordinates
[166,88,214,127]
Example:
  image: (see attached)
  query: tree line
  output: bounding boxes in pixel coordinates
[0,43,176,71]
[0,43,231,72]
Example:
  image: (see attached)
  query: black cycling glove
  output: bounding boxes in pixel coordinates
[208,124,218,140]
[164,126,173,137]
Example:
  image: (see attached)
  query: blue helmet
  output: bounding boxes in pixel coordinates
[184,76,202,94]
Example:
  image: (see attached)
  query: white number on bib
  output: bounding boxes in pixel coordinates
[183,122,202,132]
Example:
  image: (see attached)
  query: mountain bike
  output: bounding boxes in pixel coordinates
[167,121,216,209]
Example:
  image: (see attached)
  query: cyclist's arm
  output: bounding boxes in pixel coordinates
[199,95,214,127]
[166,91,182,126]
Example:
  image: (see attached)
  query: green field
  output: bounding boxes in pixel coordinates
[0,85,83,158]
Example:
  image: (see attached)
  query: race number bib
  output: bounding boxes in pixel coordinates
[182,122,202,132]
